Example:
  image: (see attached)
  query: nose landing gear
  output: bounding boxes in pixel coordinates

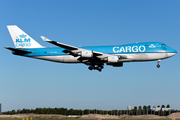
[157,60,161,68]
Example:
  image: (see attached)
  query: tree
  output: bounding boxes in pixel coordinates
[68,108,74,115]
[143,106,146,115]
[84,109,89,115]
[134,106,137,115]
[138,106,142,115]
[17,109,20,114]
[166,104,170,108]
[162,105,165,108]
[148,105,151,114]
[11,110,16,115]
[45,108,50,114]
[157,105,160,107]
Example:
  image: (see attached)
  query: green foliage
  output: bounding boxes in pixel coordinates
[2,104,172,116]
[162,105,165,108]
[0,118,179,120]
[166,104,170,108]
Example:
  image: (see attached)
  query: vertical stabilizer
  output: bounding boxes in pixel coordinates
[7,25,43,48]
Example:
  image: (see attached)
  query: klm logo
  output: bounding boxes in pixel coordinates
[16,34,31,47]
[149,44,156,48]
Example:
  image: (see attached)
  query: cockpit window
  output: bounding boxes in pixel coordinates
[161,44,166,45]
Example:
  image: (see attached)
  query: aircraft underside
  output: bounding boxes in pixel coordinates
[32,52,175,72]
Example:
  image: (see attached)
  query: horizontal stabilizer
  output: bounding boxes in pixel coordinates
[5,47,34,54]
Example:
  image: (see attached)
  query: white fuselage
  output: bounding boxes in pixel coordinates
[32,52,176,63]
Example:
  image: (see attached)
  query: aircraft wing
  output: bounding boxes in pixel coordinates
[41,36,103,56]
[41,36,78,50]
[41,36,127,64]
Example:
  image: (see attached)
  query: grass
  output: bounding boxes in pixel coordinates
[0,118,180,120]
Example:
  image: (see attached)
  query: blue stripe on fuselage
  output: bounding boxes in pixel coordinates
[15,42,176,57]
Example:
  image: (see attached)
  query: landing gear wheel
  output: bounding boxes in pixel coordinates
[88,66,93,70]
[88,64,104,71]
[94,67,98,70]
[100,66,104,69]
[157,64,160,68]
[98,66,102,70]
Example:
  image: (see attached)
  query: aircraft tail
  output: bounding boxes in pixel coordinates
[7,25,43,48]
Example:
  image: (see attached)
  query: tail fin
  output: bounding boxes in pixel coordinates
[7,25,43,48]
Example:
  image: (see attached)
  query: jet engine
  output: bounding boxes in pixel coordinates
[107,62,123,67]
[78,50,93,58]
[107,56,119,63]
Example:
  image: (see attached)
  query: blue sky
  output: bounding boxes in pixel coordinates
[0,0,180,112]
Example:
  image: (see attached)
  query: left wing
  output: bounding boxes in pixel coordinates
[41,36,78,50]
[41,36,103,57]
[41,36,127,63]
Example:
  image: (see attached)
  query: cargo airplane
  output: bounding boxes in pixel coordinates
[5,25,177,72]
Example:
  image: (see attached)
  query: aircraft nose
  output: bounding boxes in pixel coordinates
[172,48,177,54]
[167,47,177,57]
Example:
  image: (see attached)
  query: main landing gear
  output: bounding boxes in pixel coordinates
[88,65,104,72]
[157,60,161,68]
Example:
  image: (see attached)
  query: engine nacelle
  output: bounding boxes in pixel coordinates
[80,50,93,58]
[107,62,123,67]
[107,56,119,63]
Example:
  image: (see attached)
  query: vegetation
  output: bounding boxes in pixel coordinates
[0,119,180,120]
[2,104,179,116]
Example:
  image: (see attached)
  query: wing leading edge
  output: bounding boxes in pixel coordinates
[40,36,125,71]
[41,36,103,56]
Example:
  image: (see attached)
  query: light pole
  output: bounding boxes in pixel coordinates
[0,104,1,115]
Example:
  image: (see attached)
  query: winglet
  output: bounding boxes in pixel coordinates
[40,36,51,42]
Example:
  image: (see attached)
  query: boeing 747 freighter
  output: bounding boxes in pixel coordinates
[5,25,177,72]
